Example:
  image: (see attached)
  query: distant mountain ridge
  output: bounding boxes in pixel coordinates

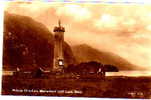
[72,44,141,70]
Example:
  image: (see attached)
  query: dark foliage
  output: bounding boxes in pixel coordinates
[104,64,119,72]
[65,61,104,74]
[65,61,119,74]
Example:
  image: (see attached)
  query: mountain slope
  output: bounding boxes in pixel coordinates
[3,12,75,70]
[72,44,140,70]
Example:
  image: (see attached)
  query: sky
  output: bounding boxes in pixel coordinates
[4,1,151,70]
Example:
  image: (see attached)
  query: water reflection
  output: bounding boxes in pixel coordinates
[106,71,151,77]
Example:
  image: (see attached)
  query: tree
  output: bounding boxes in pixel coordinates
[104,64,119,72]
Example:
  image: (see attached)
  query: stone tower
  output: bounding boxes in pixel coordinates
[53,20,65,72]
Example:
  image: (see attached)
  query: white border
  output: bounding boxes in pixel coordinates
[0,1,149,100]
[0,1,4,95]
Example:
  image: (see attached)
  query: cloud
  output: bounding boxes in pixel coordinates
[55,4,92,22]
[94,14,118,30]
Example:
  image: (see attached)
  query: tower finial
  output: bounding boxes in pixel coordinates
[53,20,65,32]
[58,19,61,27]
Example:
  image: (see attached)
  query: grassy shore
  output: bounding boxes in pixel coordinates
[2,75,151,99]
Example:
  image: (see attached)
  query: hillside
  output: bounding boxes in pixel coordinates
[72,44,140,70]
[3,12,75,70]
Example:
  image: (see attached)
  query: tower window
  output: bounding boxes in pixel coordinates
[58,60,64,66]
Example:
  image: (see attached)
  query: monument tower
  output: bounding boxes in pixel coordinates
[53,20,65,72]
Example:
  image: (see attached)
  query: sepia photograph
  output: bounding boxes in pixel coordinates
[2,1,151,99]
